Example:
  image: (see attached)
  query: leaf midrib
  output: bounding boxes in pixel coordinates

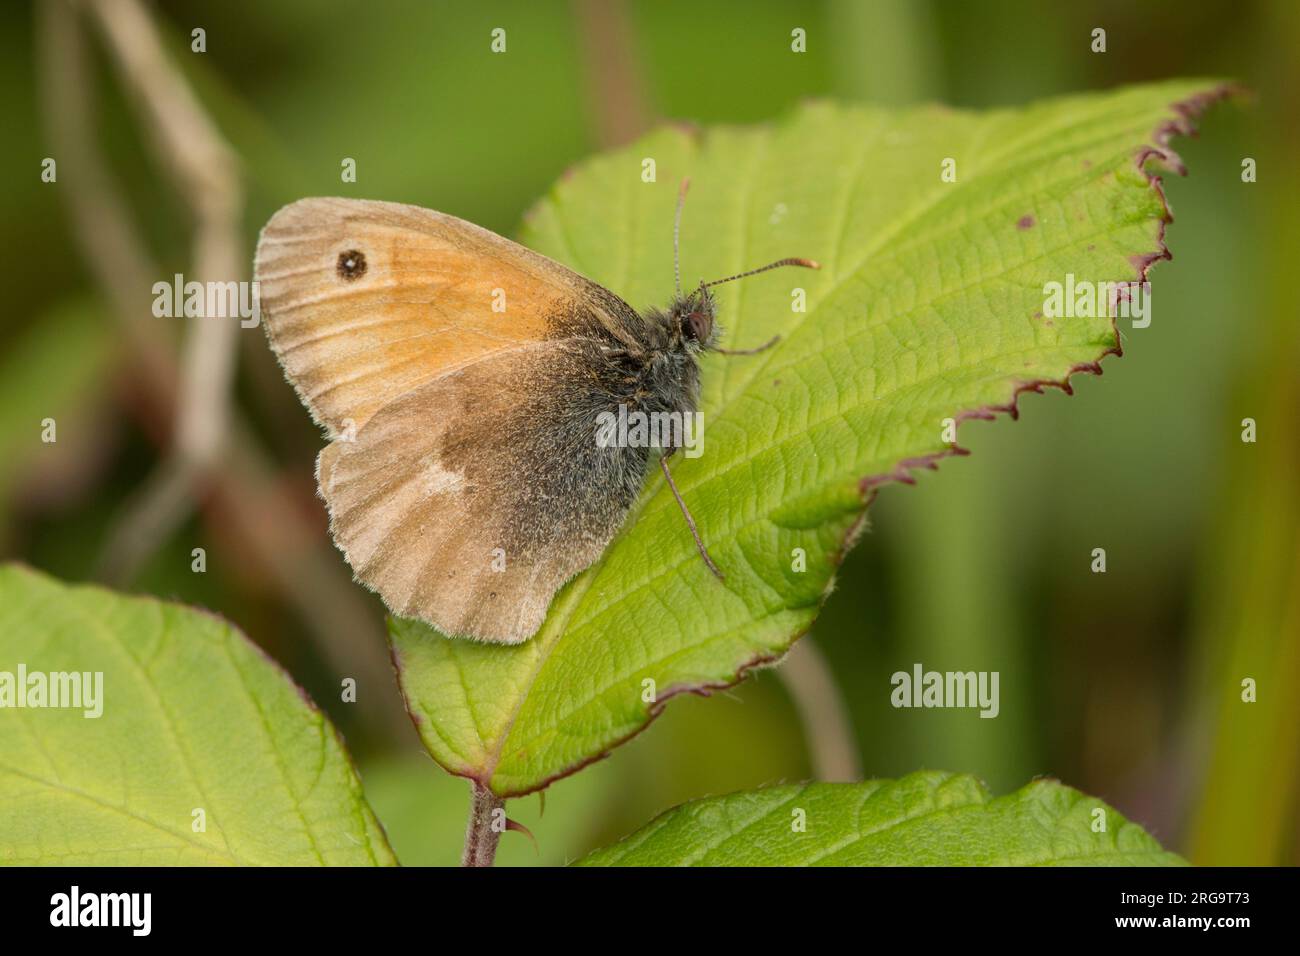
[1,761,239,863]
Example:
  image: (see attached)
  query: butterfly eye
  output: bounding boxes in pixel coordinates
[684,310,711,342]
[337,249,367,281]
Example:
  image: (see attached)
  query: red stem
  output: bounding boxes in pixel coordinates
[462,782,505,867]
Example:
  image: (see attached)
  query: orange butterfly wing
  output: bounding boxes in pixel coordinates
[255,197,637,436]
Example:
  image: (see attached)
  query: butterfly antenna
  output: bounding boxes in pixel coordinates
[674,177,690,298]
[702,257,821,289]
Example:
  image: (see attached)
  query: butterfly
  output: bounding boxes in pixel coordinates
[253,183,817,643]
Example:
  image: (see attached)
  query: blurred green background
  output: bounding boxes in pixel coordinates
[3,0,1296,865]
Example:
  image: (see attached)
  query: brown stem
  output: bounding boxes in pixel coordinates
[36,0,409,740]
[779,637,863,782]
[77,0,243,581]
[573,0,649,147]
[462,782,506,867]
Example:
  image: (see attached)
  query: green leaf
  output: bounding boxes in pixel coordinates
[392,80,1233,796]
[0,565,395,865]
[575,771,1186,866]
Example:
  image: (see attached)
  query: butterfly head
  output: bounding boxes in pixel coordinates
[667,178,818,355]
[671,284,717,350]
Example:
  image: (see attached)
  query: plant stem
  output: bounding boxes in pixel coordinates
[779,637,863,782]
[462,782,505,867]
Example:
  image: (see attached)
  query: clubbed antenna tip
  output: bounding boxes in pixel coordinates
[702,257,821,289]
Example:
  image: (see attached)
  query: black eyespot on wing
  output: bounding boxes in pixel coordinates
[337,249,367,281]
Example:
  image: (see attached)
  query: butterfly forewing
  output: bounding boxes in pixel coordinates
[255,197,633,435]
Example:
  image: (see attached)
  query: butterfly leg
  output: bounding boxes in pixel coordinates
[659,450,725,580]
[715,334,780,356]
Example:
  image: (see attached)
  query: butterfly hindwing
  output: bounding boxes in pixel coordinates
[316,339,649,643]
